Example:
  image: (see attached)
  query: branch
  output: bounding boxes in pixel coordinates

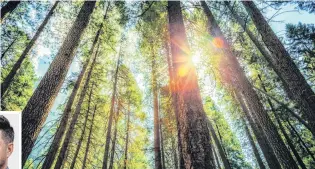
[137,1,155,18]
[253,85,312,131]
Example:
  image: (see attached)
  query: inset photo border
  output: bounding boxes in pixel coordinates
[0,111,21,169]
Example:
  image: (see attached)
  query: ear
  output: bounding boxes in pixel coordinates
[6,143,14,158]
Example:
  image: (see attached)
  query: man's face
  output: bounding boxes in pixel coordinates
[0,131,13,168]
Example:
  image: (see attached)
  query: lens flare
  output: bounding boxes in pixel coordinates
[177,64,190,77]
[213,37,224,48]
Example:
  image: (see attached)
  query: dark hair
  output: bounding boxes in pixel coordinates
[0,115,14,143]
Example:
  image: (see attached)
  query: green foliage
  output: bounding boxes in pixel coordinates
[286,22,315,84]
[1,25,36,110]
[205,97,252,169]
[1,57,36,110]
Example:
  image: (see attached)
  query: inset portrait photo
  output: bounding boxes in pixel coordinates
[0,112,21,169]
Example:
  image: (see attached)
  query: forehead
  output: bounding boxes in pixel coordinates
[0,130,4,140]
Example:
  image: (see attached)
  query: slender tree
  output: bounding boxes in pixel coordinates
[242,1,315,135]
[151,44,163,169]
[171,137,178,169]
[102,46,121,169]
[236,92,281,169]
[1,37,17,59]
[215,124,231,167]
[243,119,266,169]
[275,109,307,169]
[207,119,232,169]
[41,5,108,168]
[123,103,131,169]
[212,146,220,169]
[22,2,96,166]
[53,43,99,169]
[1,0,20,23]
[225,3,312,131]
[1,1,59,96]
[258,75,307,169]
[108,101,120,169]
[69,85,94,169]
[167,1,215,168]
[286,120,315,162]
[200,1,298,168]
[82,104,97,169]
[160,119,166,169]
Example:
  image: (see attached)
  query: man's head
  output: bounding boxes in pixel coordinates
[0,115,14,169]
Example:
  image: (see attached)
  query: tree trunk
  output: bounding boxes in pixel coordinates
[82,104,97,169]
[243,119,266,169]
[53,43,98,169]
[1,1,59,96]
[160,119,166,169]
[1,37,17,59]
[168,1,215,168]
[207,119,232,169]
[212,146,220,169]
[287,120,315,162]
[201,2,299,168]
[21,2,95,166]
[252,86,311,131]
[242,1,315,136]
[165,39,184,168]
[1,0,20,23]
[259,76,307,169]
[69,85,94,169]
[102,48,121,169]
[108,101,120,169]
[41,19,102,169]
[123,104,131,169]
[171,137,178,169]
[275,112,307,169]
[236,92,281,169]
[151,45,163,169]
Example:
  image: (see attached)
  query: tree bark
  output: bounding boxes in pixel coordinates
[1,0,20,23]
[252,86,311,131]
[151,45,163,169]
[108,120,118,169]
[160,119,166,169]
[243,119,266,169]
[82,104,97,169]
[69,85,94,169]
[275,111,307,169]
[259,76,307,169]
[41,15,102,169]
[236,92,282,169]
[102,47,121,169]
[167,1,215,168]
[165,39,184,168]
[242,1,315,136]
[207,119,232,169]
[212,146,220,169]
[109,101,120,169]
[171,137,178,169]
[287,120,315,162]
[123,104,131,169]
[53,43,98,169]
[1,1,59,96]
[201,2,299,168]
[21,2,95,166]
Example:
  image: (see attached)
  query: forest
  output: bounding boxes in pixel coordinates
[1,0,315,169]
